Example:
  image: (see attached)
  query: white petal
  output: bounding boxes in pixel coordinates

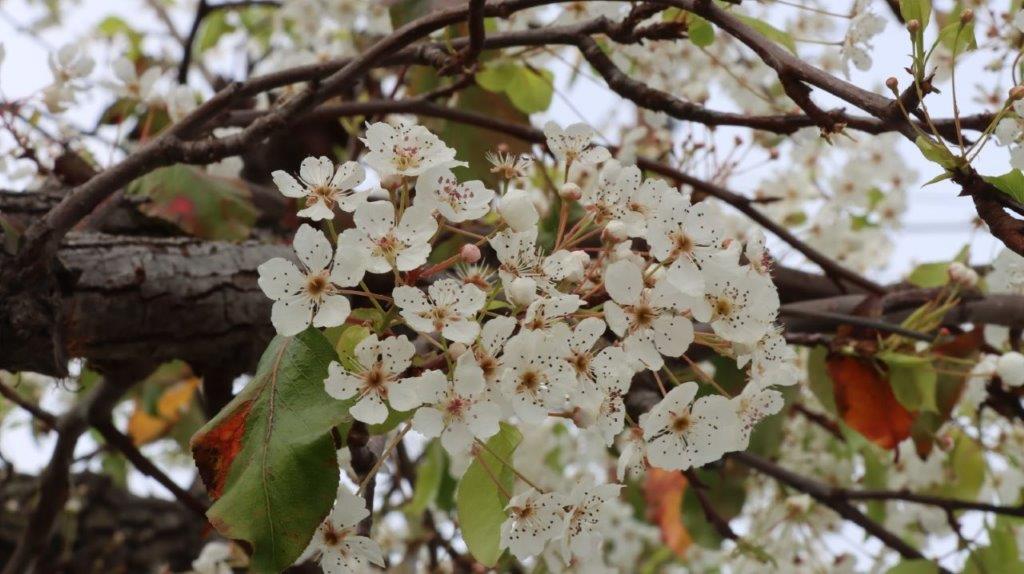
[354,201,395,238]
[412,407,445,438]
[313,294,351,329]
[443,319,480,344]
[331,247,366,287]
[351,394,389,424]
[272,170,308,198]
[653,315,693,358]
[324,362,362,400]
[605,260,643,305]
[331,161,364,190]
[271,296,313,336]
[293,224,333,272]
[257,258,303,299]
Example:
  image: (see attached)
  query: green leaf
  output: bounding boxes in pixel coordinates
[879,353,938,412]
[807,346,838,415]
[922,171,952,186]
[887,559,939,574]
[907,262,950,288]
[984,169,1024,204]
[938,20,977,55]
[735,14,796,53]
[914,136,960,169]
[965,524,1024,574]
[899,0,932,26]
[191,329,349,573]
[687,14,715,47]
[477,62,553,114]
[407,440,446,515]
[935,432,985,500]
[126,165,257,241]
[456,423,522,567]
[196,11,234,54]
[862,447,888,523]
[334,325,372,371]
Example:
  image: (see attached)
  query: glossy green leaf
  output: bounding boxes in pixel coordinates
[935,432,985,500]
[807,346,838,415]
[964,524,1024,574]
[687,14,715,47]
[984,169,1024,204]
[735,14,796,53]
[879,352,938,412]
[191,329,349,573]
[126,165,257,241]
[456,423,522,567]
[938,20,977,55]
[914,136,960,169]
[477,62,554,114]
[887,559,939,574]
[907,262,950,288]
[899,0,932,26]
[407,440,446,515]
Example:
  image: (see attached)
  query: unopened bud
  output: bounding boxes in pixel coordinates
[885,77,899,93]
[559,182,582,201]
[997,351,1024,387]
[947,261,978,288]
[906,19,920,34]
[1011,85,1024,101]
[603,220,629,243]
[507,276,538,307]
[935,434,954,452]
[460,243,482,264]
[448,342,468,359]
[960,9,973,24]
[380,173,404,191]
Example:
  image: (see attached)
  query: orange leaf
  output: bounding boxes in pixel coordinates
[827,355,915,449]
[127,377,200,446]
[644,468,692,557]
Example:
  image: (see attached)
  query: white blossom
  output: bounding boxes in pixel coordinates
[604,260,695,370]
[641,381,739,470]
[272,157,367,221]
[340,201,437,273]
[361,121,462,178]
[257,224,362,335]
[393,278,485,344]
[415,166,494,222]
[561,482,621,561]
[323,334,416,424]
[500,489,566,560]
[499,330,574,423]
[390,354,500,455]
[302,488,385,573]
[544,121,611,168]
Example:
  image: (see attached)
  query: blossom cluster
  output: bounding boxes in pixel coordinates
[255,119,797,571]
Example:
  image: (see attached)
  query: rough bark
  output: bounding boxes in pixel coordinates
[0,472,206,573]
[0,232,287,378]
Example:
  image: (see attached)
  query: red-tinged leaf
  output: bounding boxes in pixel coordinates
[827,356,915,450]
[644,468,692,557]
[127,164,257,241]
[191,329,352,572]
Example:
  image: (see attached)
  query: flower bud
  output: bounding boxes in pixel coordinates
[960,9,973,24]
[507,277,538,307]
[997,351,1024,387]
[559,182,582,201]
[380,173,404,191]
[448,342,468,359]
[564,250,590,283]
[947,261,978,288]
[885,77,899,93]
[460,243,482,264]
[498,188,540,232]
[906,19,920,34]
[602,220,629,243]
[1011,86,1024,101]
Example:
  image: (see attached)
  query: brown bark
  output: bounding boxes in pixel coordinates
[0,232,286,378]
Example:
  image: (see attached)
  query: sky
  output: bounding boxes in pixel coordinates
[0,0,1010,566]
